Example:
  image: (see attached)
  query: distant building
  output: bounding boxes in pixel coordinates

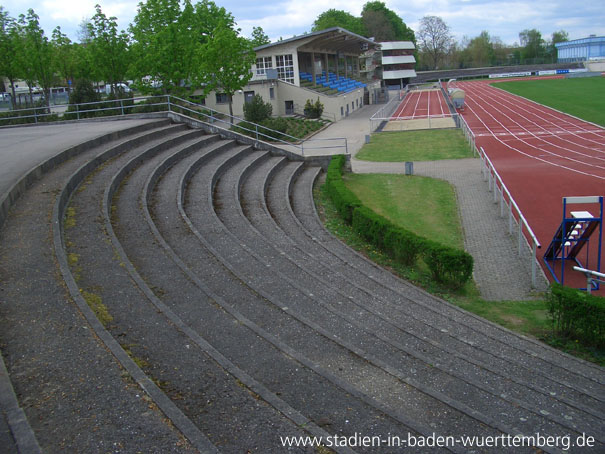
[555,35,605,62]
[359,41,417,90]
[199,27,382,121]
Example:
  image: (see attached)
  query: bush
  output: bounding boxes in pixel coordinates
[324,155,361,223]
[323,154,473,288]
[547,283,605,347]
[243,94,273,123]
[422,240,473,288]
[304,97,324,119]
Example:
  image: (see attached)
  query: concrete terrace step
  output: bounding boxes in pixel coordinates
[245,163,605,440]
[230,158,605,449]
[0,118,603,454]
[0,121,205,453]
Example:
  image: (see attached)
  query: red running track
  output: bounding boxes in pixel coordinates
[392,89,450,119]
[458,78,605,290]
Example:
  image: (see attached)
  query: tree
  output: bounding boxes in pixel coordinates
[52,27,79,90]
[417,16,452,70]
[197,20,255,122]
[548,30,568,62]
[312,9,366,36]
[250,26,270,47]
[519,29,544,62]
[461,31,495,68]
[87,4,129,94]
[0,7,22,109]
[361,1,415,42]
[19,9,55,107]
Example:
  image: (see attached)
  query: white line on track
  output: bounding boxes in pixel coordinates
[463,87,605,166]
[467,82,605,153]
[461,96,605,180]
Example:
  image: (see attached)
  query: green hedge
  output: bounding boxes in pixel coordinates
[324,155,361,223]
[324,155,473,288]
[547,283,605,347]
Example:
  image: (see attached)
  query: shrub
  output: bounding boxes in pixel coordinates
[324,155,361,223]
[547,283,605,347]
[422,240,473,288]
[304,97,324,119]
[243,94,273,123]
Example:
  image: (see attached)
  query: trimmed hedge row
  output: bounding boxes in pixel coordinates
[547,283,605,347]
[324,155,473,288]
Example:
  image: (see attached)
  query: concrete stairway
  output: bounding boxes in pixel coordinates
[0,119,603,453]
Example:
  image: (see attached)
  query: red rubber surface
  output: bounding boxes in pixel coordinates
[458,78,605,291]
[392,89,450,119]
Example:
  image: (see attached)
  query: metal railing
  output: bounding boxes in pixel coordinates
[0,94,349,157]
[459,110,545,287]
[478,144,542,287]
[369,92,405,132]
[573,266,605,294]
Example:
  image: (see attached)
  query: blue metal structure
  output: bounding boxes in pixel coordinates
[555,36,605,62]
[543,196,603,290]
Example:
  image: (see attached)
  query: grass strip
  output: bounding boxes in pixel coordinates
[356,129,473,162]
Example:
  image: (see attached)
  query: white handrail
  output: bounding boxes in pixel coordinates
[478,146,542,287]
[573,266,605,294]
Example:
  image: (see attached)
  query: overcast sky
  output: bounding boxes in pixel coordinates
[2,0,604,46]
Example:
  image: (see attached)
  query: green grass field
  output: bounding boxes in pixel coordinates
[343,173,464,249]
[494,77,605,126]
[355,129,473,162]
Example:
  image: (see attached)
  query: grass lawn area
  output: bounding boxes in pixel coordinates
[343,173,464,249]
[355,129,473,162]
[494,77,605,127]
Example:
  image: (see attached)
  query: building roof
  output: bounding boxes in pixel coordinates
[555,36,605,48]
[254,27,380,55]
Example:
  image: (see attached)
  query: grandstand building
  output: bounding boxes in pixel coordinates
[555,35,605,62]
[200,27,382,121]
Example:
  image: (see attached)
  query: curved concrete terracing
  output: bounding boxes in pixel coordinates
[0,119,603,453]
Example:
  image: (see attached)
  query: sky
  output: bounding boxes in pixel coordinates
[2,0,604,47]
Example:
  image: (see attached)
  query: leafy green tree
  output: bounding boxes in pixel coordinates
[0,7,22,109]
[87,4,129,94]
[312,9,367,36]
[250,26,270,47]
[548,30,568,62]
[197,20,255,121]
[361,1,415,42]
[19,9,55,106]
[130,0,195,94]
[52,27,79,90]
[519,29,545,62]
[461,31,495,68]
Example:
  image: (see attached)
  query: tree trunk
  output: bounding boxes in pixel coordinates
[228,94,234,124]
[9,79,17,111]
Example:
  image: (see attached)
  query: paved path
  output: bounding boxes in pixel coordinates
[0,118,160,195]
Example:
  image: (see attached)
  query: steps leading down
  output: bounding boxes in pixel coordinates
[0,118,603,454]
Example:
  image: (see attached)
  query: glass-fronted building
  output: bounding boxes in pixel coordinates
[555,35,605,62]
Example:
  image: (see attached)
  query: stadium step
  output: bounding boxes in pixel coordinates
[1,118,603,453]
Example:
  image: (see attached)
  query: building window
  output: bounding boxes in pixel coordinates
[216,93,228,104]
[276,54,294,84]
[269,87,275,99]
[256,56,272,75]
